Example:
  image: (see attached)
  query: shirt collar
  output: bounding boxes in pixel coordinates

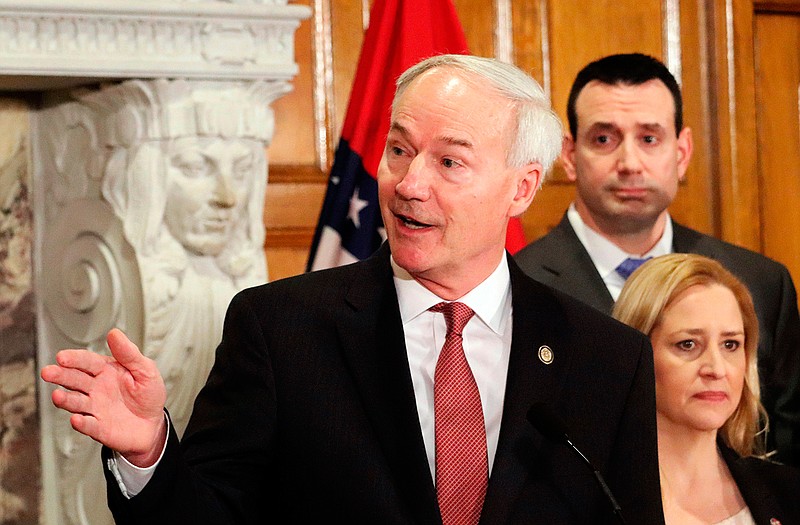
[392,255,511,335]
[567,203,673,279]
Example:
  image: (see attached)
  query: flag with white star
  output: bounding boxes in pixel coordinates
[307,0,526,272]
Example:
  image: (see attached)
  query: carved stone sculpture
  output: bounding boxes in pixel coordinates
[37,78,289,525]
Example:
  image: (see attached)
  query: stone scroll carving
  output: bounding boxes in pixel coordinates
[37,78,289,525]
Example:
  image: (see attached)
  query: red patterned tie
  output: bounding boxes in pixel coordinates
[430,301,487,525]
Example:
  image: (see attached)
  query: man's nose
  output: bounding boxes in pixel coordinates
[616,138,644,174]
[394,155,431,200]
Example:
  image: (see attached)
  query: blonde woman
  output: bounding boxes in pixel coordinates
[613,254,800,525]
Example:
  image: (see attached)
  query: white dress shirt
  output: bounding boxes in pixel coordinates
[393,255,513,480]
[111,254,514,495]
[567,204,673,300]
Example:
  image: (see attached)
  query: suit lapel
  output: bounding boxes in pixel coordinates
[671,221,708,255]
[538,216,614,314]
[480,259,573,523]
[335,245,441,523]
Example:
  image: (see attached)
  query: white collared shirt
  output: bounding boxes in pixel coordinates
[393,255,513,480]
[567,204,673,300]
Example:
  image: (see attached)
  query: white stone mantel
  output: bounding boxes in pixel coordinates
[0,0,311,90]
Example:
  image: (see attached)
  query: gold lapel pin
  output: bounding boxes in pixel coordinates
[538,345,554,365]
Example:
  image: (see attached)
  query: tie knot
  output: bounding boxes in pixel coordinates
[615,257,652,280]
[430,301,475,336]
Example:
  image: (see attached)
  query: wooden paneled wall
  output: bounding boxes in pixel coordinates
[707,0,800,302]
[263,0,800,297]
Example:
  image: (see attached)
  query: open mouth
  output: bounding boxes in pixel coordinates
[397,213,432,230]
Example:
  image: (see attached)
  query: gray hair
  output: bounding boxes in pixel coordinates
[393,54,563,181]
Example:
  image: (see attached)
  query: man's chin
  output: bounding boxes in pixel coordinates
[390,247,433,276]
[609,210,662,232]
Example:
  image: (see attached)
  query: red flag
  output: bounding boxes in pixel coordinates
[307,0,526,271]
[505,215,528,254]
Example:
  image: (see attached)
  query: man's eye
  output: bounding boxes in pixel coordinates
[643,135,658,144]
[442,158,457,168]
[590,134,617,148]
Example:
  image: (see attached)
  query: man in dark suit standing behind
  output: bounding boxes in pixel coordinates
[515,53,800,467]
[42,54,664,524]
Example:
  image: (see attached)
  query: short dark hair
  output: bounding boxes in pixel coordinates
[566,53,683,138]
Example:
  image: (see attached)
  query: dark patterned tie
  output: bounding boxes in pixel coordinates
[615,257,652,280]
[430,301,487,525]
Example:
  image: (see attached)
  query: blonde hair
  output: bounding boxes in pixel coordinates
[612,253,766,457]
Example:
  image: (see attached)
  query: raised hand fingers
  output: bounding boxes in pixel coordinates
[51,388,93,416]
[69,413,102,440]
[107,328,142,365]
[51,390,115,443]
[107,328,163,385]
[53,348,112,377]
[41,365,96,395]
[40,349,112,395]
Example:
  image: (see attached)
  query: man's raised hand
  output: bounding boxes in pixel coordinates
[41,328,168,467]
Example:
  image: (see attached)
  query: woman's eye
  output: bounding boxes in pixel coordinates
[723,340,741,351]
[677,340,695,351]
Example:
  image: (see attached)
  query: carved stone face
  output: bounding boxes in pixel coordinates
[165,136,256,256]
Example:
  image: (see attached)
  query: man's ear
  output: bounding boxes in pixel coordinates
[676,127,693,181]
[561,133,578,182]
[508,162,542,218]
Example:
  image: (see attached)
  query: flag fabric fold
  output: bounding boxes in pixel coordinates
[307,0,527,272]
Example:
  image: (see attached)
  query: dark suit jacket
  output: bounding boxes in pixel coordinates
[720,443,800,524]
[104,244,664,524]
[514,213,800,467]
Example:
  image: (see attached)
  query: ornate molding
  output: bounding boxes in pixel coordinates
[0,0,311,83]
